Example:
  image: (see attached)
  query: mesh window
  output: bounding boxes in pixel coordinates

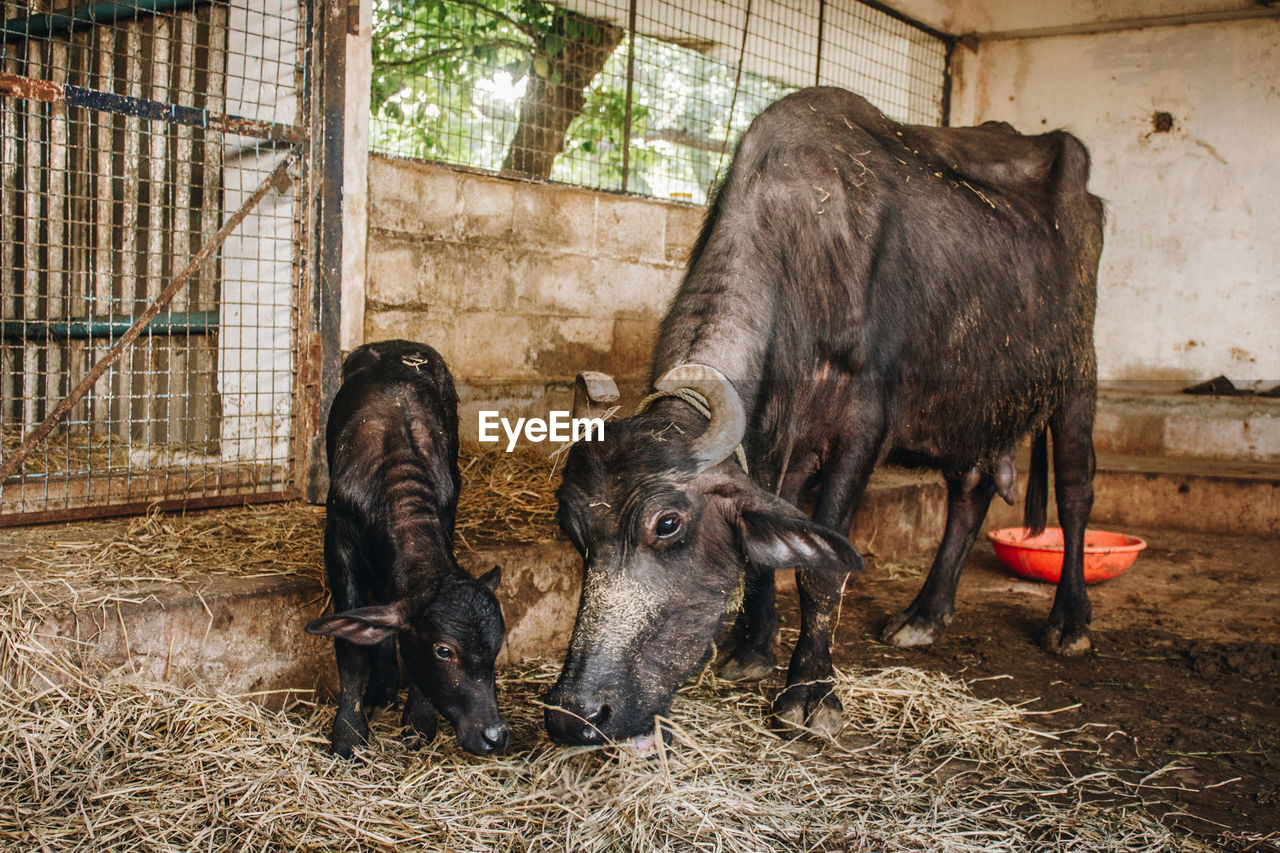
[0,0,309,521]
[371,0,948,202]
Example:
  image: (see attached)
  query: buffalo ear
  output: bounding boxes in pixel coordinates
[729,488,864,576]
[478,564,502,593]
[305,602,407,645]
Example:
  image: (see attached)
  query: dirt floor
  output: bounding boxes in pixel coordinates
[770,526,1280,850]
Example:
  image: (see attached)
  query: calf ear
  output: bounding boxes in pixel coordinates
[305,602,407,645]
[729,488,864,576]
[478,565,502,592]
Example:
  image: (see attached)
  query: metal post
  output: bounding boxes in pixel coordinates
[620,0,637,194]
[298,0,349,504]
[815,0,826,87]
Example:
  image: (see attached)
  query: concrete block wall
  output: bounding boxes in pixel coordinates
[364,156,705,440]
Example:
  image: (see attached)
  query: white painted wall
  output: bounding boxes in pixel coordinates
[888,0,1271,36]
[220,0,302,463]
[948,16,1280,384]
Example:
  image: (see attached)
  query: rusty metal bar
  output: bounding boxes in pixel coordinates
[299,0,346,504]
[0,152,298,486]
[814,0,826,87]
[0,311,218,342]
[0,71,301,143]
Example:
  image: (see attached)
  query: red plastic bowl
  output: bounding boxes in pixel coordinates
[987,527,1147,584]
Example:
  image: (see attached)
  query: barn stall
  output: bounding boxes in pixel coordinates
[1,0,1277,849]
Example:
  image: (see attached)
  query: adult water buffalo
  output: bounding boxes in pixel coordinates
[545,87,1104,745]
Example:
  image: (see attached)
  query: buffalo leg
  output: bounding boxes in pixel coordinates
[363,636,399,709]
[331,639,374,758]
[716,568,779,681]
[1041,394,1096,655]
[325,515,373,757]
[402,681,440,743]
[718,468,811,681]
[880,471,997,647]
[773,441,877,736]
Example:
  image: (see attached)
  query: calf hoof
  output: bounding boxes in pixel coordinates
[403,697,439,743]
[770,683,844,738]
[1040,622,1092,657]
[330,714,371,759]
[879,608,948,648]
[716,648,776,682]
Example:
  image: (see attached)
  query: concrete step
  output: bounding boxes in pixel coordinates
[853,450,1279,561]
[984,452,1280,537]
[28,539,583,705]
[1095,385,1280,463]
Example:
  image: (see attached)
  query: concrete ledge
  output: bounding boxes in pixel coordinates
[38,573,333,707]
[1095,387,1280,463]
[982,452,1280,536]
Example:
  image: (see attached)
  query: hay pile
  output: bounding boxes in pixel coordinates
[0,463,1228,852]
[0,611,1214,853]
[455,445,561,548]
[1,503,326,613]
[2,443,555,613]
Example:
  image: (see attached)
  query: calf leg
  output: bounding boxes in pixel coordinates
[332,639,374,758]
[402,682,439,743]
[325,515,373,757]
[363,636,400,709]
[881,471,997,647]
[1041,393,1096,656]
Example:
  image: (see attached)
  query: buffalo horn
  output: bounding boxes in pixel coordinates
[572,371,619,421]
[654,363,746,472]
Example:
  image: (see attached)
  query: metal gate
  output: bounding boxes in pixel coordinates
[0,0,318,524]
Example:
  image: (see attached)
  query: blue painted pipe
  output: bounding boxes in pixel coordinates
[0,310,218,341]
[2,0,205,43]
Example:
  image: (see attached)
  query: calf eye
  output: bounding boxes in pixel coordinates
[433,644,454,661]
[654,513,682,539]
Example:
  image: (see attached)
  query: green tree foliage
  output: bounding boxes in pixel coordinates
[371,0,797,201]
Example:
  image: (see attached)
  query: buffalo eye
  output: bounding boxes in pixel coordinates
[654,512,683,539]
[433,643,455,661]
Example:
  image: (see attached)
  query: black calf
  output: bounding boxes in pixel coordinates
[305,340,508,757]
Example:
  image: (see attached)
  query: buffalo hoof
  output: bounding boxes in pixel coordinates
[770,683,844,738]
[363,684,395,711]
[331,712,371,759]
[716,648,776,682]
[1040,622,1092,656]
[879,608,949,648]
[402,691,439,742]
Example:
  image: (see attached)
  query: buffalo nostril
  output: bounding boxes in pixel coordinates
[545,701,612,744]
[580,702,612,741]
[584,702,612,727]
[483,724,509,752]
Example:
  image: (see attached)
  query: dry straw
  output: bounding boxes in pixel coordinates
[2,445,554,613]
[455,444,561,549]
[0,628,1215,853]
[0,452,1230,853]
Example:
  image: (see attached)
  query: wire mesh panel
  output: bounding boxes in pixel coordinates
[371,0,948,201]
[0,0,310,522]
